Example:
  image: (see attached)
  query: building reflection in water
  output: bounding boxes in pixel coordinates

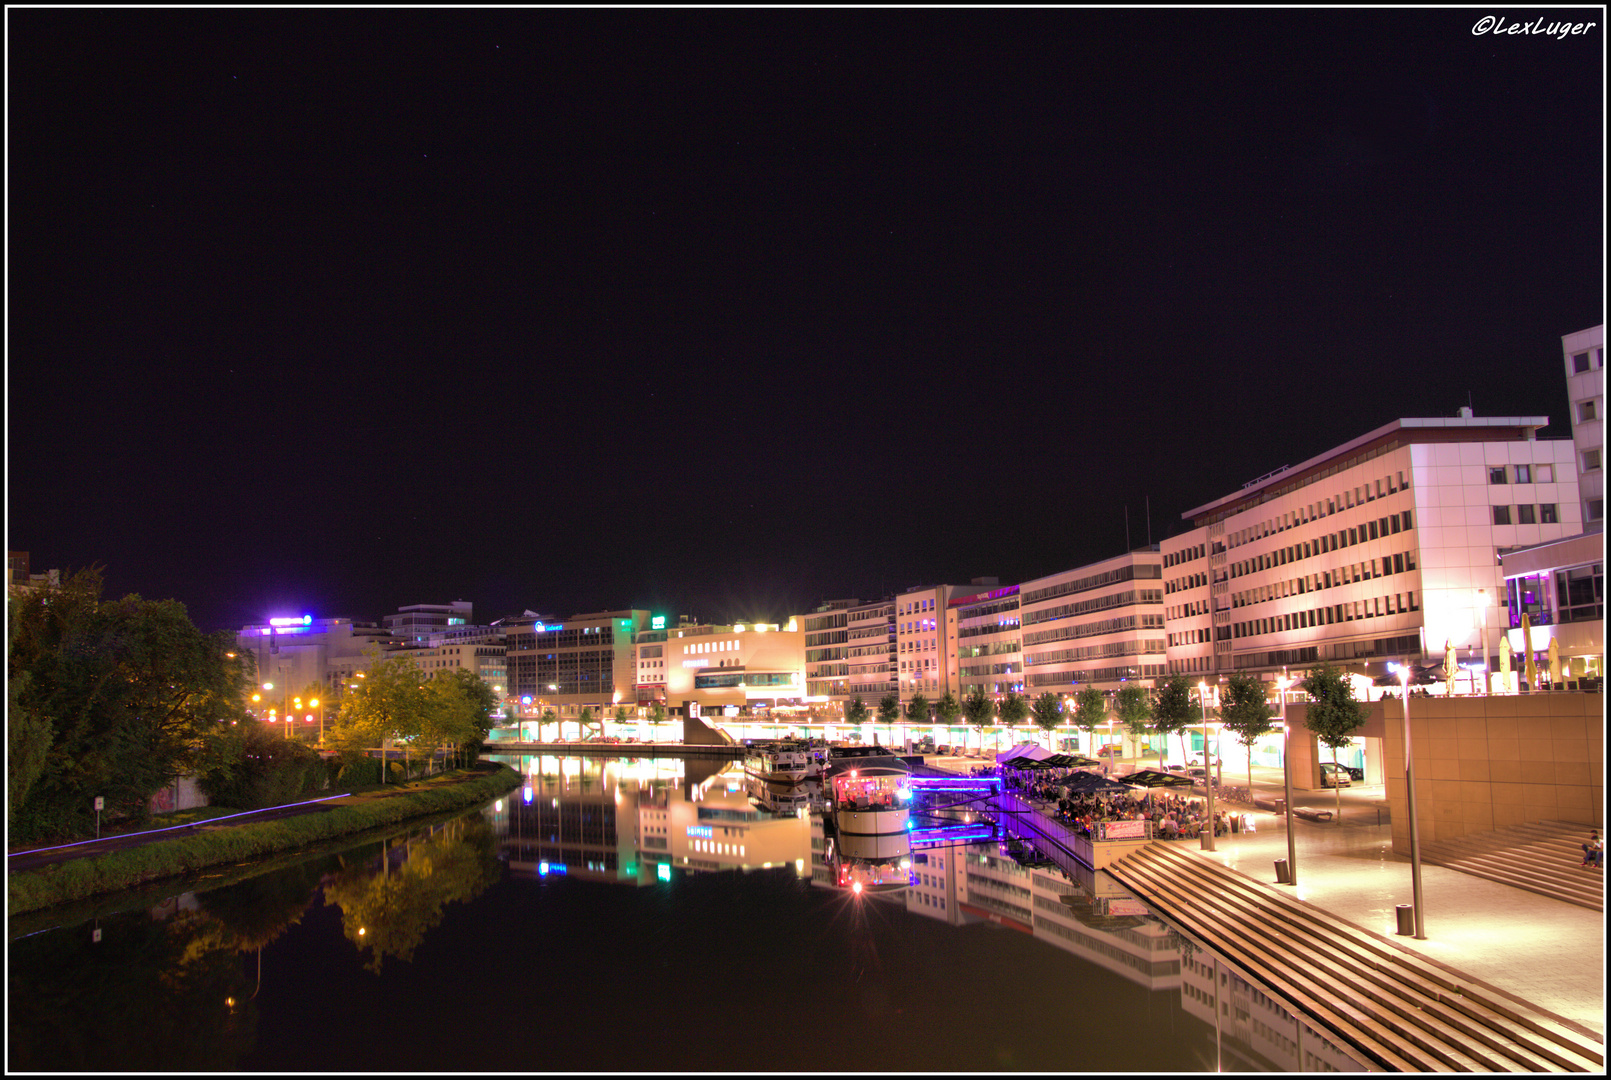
[484,752,1366,1072]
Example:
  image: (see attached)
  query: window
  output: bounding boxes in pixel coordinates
[1541,503,1558,524]
[1583,449,1601,473]
[1492,505,1512,525]
[1516,504,1536,524]
[1589,499,1605,522]
[1573,352,1591,373]
[1514,464,1531,484]
[1489,466,1508,485]
[1580,400,1598,423]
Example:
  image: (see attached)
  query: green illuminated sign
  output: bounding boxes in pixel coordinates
[651,615,667,630]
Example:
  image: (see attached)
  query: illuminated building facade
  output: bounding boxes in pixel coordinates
[841,598,897,702]
[952,579,1024,698]
[390,640,508,699]
[895,583,976,706]
[1018,550,1166,693]
[657,620,806,716]
[1499,532,1604,681]
[1562,324,1604,528]
[503,609,650,718]
[234,615,394,710]
[1162,414,1583,682]
[800,598,860,700]
[383,600,473,645]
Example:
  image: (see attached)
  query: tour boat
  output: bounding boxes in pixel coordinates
[742,739,828,785]
[823,745,912,860]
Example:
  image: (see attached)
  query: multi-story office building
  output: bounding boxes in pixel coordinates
[5,551,58,594]
[1019,550,1167,693]
[843,598,897,702]
[800,599,860,700]
[235,615,394,703]
[951,579,1025,699]
[503,609,650,718]
[1162,414,1582,681]
[654,620,805,718]
[383,601,474,645]
[1499,532,1604,682]
[1562,324,1604,528]
[389,640,508,699]
[896,582,976,706]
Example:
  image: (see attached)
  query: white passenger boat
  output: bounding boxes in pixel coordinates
[823,745,912,856]
[742,739,828,785]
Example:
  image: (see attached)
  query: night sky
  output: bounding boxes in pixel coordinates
[9,9,1603,634]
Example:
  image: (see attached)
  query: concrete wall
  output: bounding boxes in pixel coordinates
[1382,693,1603,855]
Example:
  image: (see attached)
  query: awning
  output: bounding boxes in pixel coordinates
[1124,768,1195,789]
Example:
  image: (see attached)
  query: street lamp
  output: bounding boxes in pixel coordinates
[1396,661,1427,939]
[1199,680,1215,852]
[311,697,323,745]
[1278,671,1296,886]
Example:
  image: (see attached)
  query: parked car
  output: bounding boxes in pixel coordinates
[1095,744,1125,759]
[1320,762,1352,788]
[1341,764,1364,781]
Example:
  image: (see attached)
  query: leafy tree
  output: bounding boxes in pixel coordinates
[1072,687,1109,763]
[7,598,51,830]
[1301,662,1369,821]
[1115,684,1153,762]
[613,704,633,732]
[877,694,901,727]
[448,669,496,766]
[1220,672,1275,795]
[8,567,254,841]
[962,685,994,753]
[905,693,930,725]
[539,709,559,742]
[1151,675,1196,772]
[577,706,597,740]
[846,697,869,725]
[199,720,326,809]
[935,690,960,728]
[998,692,1029,751]
[647,701,667,741]
[332,654,430,783]
[1030,692,1062,749]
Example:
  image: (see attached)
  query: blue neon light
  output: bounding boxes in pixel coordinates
[539,862,568,876]
[657,863,671,881]
[687,825,712,839]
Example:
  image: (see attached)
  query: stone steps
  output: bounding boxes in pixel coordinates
[1418,821,1602,912]
[1107,842,1603,1072]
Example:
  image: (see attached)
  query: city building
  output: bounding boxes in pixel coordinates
[503,609,650,720]
[896,583,977,707]
[800,598,860,701]
[1562,324,1604,529]
[6,551,59,593]
[1018,549,1167,694]
[842,598,897,703]
[235,615,394,712]
[1498,532,1604,683]
[389,640,508,700]
[1161,413,1582,684]
[951,578,1024,699]
[383,600,474,645]
[654,619,805,719]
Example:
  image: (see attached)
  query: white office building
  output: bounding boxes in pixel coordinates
[1562,324,1604,529]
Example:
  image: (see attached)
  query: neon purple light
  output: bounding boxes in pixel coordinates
[6,793,354,857]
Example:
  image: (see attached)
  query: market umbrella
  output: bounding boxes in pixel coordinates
[1522,612,1538,691]
[1124,768,1195,790]
[1445,640,1457,696]
[1063,771,1132,794]
[1500,634,1512,686]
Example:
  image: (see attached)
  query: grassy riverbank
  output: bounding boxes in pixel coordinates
[8,763,522,916]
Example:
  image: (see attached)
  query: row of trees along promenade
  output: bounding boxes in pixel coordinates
[8,568,498,847]
[862,670,1368,811]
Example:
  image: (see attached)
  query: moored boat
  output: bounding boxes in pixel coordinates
[742,739,827,785]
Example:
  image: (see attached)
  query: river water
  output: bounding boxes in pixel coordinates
[7,753,1365,1072]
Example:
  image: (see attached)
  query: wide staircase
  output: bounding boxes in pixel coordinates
[1418,821,1603,912]
[1108,842,1604,1072]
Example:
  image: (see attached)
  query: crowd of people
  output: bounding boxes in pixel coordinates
[968,762,1254,841]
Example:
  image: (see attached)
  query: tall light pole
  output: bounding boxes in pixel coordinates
[1397,662,1426,939]
[1279,670,1296,886]
[1199,680,1215,852]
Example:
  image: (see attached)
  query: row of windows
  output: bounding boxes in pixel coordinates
[960,662,1022,676]
[901,597,937,614]
[1492,503,1559,525]
[958,618,1022,639]
[955,597,1021,621]
[1232,511,1412,579]
[1024,639,1165,665]
[804,630,848,647]
[1020,563,1160,605]
[1167,572,1207,594]
[1022,612,1164,648]
[1170,600,1208,620]
[957,641,1020,659]
[1021,588,1164,628]
[1228,469,1409,547]
[1025,663,1167,686]
[846,643,892,659]
[1170,656,1216,673]
[1170,628,1212,648]
[1235,633,1421,671]
[902,618,937,634]
[1164,544,1205,568]
[692,671,796,689]
[1235,549,1417,609]
[901,637,935,653]
[1234,593,1418,639]
[1490,463,1560,484]
[806,647,847,662]
[803,613,847,632]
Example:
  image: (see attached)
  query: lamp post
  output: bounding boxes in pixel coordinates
[1279,670,1296,886]
[1476,589,1489,695]
[1199,680,1215,852]
[1397,661,1427,939]
[311,697,323,745]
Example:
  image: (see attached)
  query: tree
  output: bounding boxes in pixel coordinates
[448,669,496,766]
[846,697,869,726]
[997,691,1029,751]
[962,685,994,753]
[7,597,51,831]
[1151,675,1196,772]
[1115,684,1153,763]
[1220,671,1275,795]
[905,693,930,727]
[647,702,667,741]
[539,709,559,743]
[8,567,254,841]
[935,690,960,729]
[577,706,597,740]
[1072,687,1108,764]
[332,654,430,783]
[876,694,901,728]
[1301,662,1369,821]
[1030,692,1062,749]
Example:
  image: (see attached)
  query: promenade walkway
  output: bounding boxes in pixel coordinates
[919,752,1605,1040]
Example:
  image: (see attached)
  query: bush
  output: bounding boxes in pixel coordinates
[199,723,326,810]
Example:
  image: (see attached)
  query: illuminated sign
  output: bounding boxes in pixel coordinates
[682,658,708,668]
[269,615,313,627]
[534,622,563,633]
[657,863,671,882]
[651,615,666,630]
[686,825,713,839]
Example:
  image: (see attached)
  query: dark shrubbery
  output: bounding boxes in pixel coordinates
[199,722,327,810]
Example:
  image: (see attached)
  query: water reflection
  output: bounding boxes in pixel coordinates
[11,754,1367,1072]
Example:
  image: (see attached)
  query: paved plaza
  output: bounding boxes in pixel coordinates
[925,752,1605,1038]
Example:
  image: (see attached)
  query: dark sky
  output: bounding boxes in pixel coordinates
[9,9,1603,633]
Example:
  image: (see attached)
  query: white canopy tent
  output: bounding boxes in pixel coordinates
[996,742,1053,764]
